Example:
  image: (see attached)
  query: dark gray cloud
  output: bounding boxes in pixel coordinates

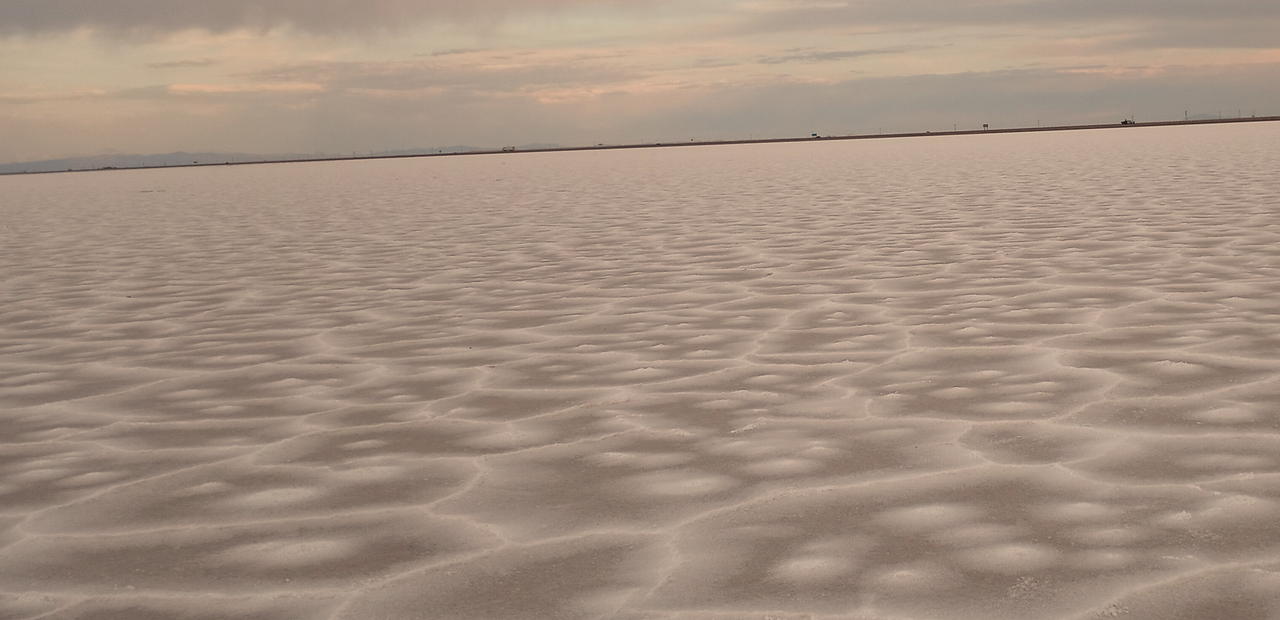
[734,0,1280,48]
[147,58,221,69]
[415,49,482,58]
[757,48,903,65]
[1124,19,1280,49]
[742,0,1280,28]
[0,0,660,37]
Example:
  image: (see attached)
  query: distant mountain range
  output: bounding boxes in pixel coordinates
[0,144,563,174]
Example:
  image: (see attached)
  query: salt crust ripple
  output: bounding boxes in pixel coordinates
[2,123,1280,619]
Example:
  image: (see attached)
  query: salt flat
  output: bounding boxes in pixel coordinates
[2,123,1279,620]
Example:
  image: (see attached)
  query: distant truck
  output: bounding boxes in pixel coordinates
[501,146,516,152]
[1120,119,1136,125]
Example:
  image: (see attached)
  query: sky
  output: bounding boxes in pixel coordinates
[2,0,1278,164]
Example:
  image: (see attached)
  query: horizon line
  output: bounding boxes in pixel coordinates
[5,115,1279,176]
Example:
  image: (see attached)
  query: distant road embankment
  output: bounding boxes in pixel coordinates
[534,115,1280,154]
[4,115,1278,175]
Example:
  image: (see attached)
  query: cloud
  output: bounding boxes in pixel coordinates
[738,0,1280,27]
[0,0,666,37]
[169,82,325,94]
[147,58,222,69]
[730,0,1280,44]
[241,57,646,94]
[1124,20,1280,50]
[416,49,483,58]
[757,48,903,64]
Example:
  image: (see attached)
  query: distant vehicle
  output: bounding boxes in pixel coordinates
[501,146,516,152]
[1120,119,1136,125]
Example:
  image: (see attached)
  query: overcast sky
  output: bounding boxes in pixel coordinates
[2,0,1278,163]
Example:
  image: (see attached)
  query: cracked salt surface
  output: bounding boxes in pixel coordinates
[3,122,1280,619]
